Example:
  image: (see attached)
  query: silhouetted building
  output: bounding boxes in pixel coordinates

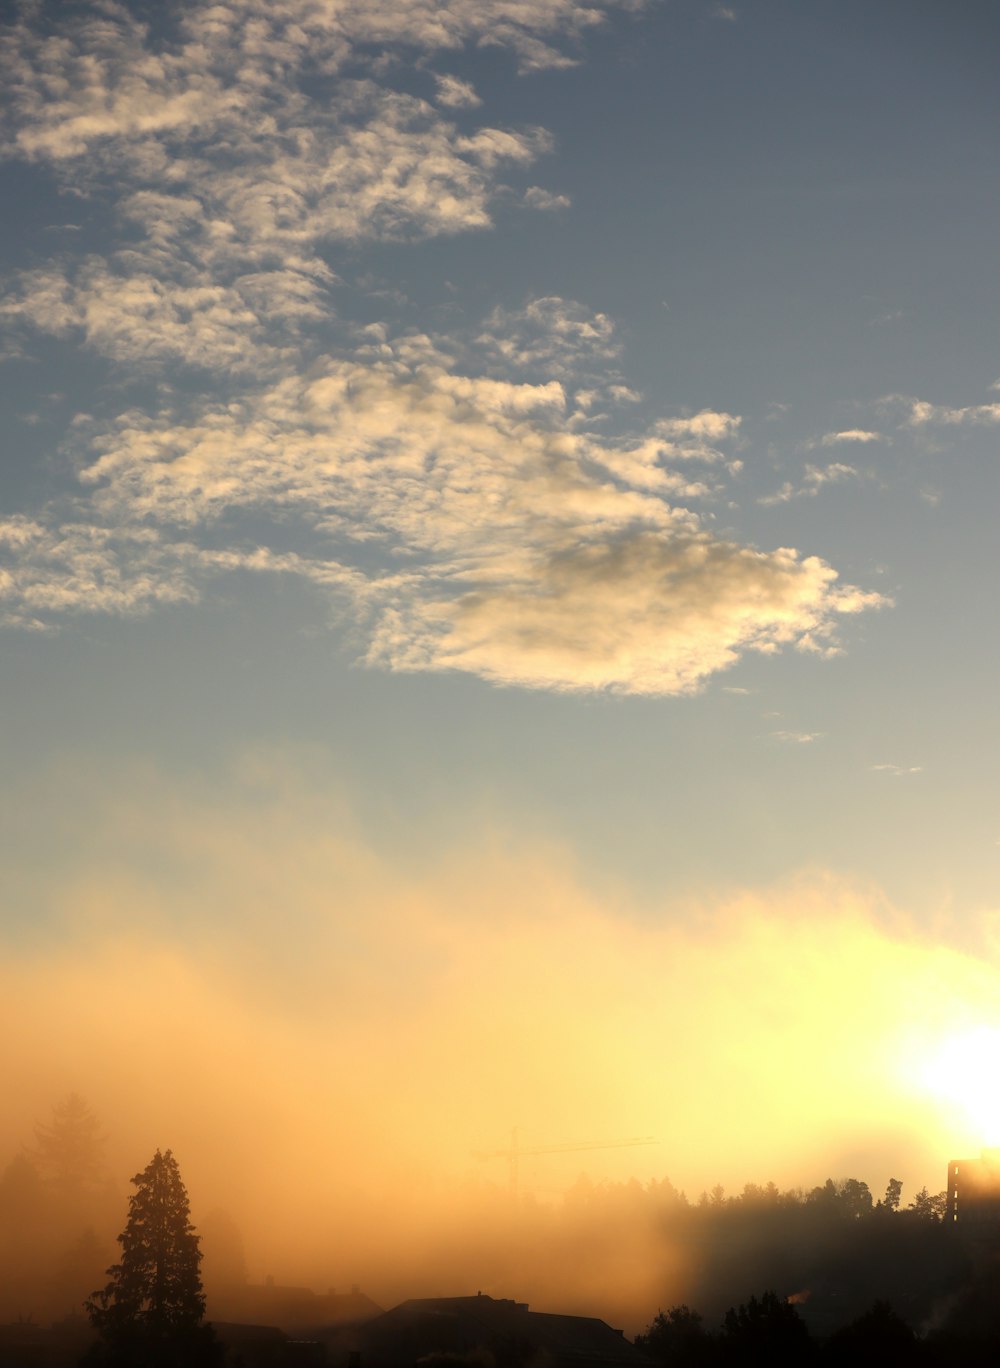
[354,1294,650,1368]
[213,1322,325,1367]
[946,1150,1000,1226]
[208,1280,382,1335]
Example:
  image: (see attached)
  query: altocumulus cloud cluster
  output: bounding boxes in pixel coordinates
[0,0,885,694]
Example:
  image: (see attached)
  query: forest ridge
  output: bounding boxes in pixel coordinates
[0,1098,970,1339]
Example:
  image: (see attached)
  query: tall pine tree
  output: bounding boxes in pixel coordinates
[33,1094,106,1203]
[86,1149,217,1366]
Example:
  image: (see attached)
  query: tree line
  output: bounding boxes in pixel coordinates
[6,1094,998,1368]
[636,1290,1000,1367]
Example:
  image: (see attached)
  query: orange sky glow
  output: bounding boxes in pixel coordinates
[4,758,996,1315]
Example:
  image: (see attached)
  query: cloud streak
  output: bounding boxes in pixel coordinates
[820,429,882,446]
[894,396,1000,428]
[759,462,864,506]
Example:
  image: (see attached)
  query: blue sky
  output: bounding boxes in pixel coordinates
[3,0,1000,1225]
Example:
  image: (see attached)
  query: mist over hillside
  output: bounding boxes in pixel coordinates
[0,1093,958,1339]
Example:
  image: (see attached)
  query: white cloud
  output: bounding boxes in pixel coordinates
[0,3,600,384]
[657,411,741,442]
[18,335,880,696]
[902,397,1000,427]
[1,0,639,171]
[0,517,200,627]
[78,347,670,535]
[377,537,877,696]
[4,56,554,369]
[0,0,887,697]
[2,409,885,696]
[759,462,862,505]
[771,730,822,744]
[434,74,481,109]
[2,7,237,163]
[477,296,620,376]
[870,763,923,777]
[2,261,317,372]
[760,482,796,506]
[129,86,548,254]
[820,429,882,445]
[0,513,368,630]
[2,72,561,370]
[807,462,859,487]
[523,185,571,211]
[1,5,566,289]
[230,0,635,74]
[653,411,743,464]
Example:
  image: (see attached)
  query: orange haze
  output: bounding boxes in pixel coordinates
[2,752,996,1327]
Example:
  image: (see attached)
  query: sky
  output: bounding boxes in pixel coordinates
[3,0,1000,1296]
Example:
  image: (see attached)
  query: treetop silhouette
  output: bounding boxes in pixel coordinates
[86,1148,217,1366]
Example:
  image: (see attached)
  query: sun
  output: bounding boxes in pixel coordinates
[915,1025,1000,1147]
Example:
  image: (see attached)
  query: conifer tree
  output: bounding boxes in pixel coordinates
[86,1149,217,1366]
[34,1094,106,1200]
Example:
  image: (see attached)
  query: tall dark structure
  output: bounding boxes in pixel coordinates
[946,1149,1000,1226]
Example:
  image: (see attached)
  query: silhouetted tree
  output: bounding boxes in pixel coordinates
[825,1300,918,1366]
[907,1186,947,1221]
[86,1149,218,1367]
[720,1292,813,1366]
[837,1179,872,1220]
[636,1305,717,1367]
[806,1179,840,1210]
[882,1178,903,1213]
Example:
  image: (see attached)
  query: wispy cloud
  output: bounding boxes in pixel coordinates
[657,411,741,443]
[870,763,923,777]
[1,0,637,169]
[523,185,571,211]
[0,3,598,386]
[0,0,886,697]
[759,462,862,505]
[477,296,619,376]
[2,262,319,374]
[2,322,885,693]
[0,517,200,627]
[434,74,482,109]
[819,429,882,446]
[770,730,823,744]
[892,395,1000,428]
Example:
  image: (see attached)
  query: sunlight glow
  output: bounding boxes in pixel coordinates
[916,1026,1000,1146]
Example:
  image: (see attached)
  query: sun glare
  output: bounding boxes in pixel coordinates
[916,1026,1000,1147]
